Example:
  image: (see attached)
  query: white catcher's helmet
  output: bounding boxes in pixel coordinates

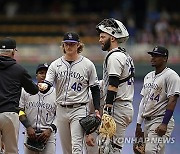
[96,18,129,43]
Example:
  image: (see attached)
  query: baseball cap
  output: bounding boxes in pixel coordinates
[62,32,80,43]
[148,46,168,57]
[36,63,49,74]
[0,37,17,51]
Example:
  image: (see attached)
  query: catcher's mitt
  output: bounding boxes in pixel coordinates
[79,114,101,135]
[133,137,145,154]
[99,113,116,138]
[24,131,46,152]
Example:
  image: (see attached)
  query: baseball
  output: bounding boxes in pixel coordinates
[38,83,48,91]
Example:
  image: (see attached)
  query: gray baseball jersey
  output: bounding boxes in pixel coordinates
[45,55,99,105]
[44,55,99,153]
[19,87,56,130]
[137,67,180,122]
[19,87,56,154]
[101,48,134,152]
[103,48,135,101]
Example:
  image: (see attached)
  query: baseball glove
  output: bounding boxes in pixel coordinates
[79,114,101,135]
[24,131,46,152]
[133,138,145,154]
[99,113,116,138]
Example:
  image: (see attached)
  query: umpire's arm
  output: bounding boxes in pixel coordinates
[21,70,39,95]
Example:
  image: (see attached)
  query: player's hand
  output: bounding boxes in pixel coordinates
[38,129,51,143]
[135,123,144,138]
[155,123,167,137]
[86,134,95,146]
[95,109,101,119]
[38,83,48,91]
[27,127,36,139]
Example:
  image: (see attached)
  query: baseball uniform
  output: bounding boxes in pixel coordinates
[45,55,99,154]
[96,18,134,153]
[137,67,180,154]
[19,86,57,154]
[103,48,134,153]
[136,46,180,154]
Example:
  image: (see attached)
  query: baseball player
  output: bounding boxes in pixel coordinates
[19,63,57,154]
[135,46,180,154]
[0,37,39,154]
[38,32,100,154]
[95,18,135,153]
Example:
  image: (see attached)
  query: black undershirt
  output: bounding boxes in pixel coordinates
[66,60,74,64]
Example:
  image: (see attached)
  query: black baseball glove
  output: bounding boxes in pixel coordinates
[79,114,101,135]
[24,131,46,152]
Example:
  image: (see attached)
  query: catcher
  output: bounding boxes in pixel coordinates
[95,18,134,153]
[19,63,57,154]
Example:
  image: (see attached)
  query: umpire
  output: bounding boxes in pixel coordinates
[0,37,38,153]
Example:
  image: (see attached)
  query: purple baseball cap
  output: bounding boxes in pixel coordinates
[62,32,80,43]
[148,46,168,57]
[36,63,49,74]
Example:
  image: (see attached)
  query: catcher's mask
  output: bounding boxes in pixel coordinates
[96,18,129,43]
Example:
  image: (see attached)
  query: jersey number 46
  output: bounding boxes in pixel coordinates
[71,82,82,92]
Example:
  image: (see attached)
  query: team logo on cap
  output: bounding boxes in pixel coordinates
[44,63,48,67]
[68,33,73,39]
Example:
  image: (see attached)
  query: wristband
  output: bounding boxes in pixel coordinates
[162,109,173,125]
[21,119,31,128]
[19,110,26,117]
[50,124,57,133]
[105,90,117,105]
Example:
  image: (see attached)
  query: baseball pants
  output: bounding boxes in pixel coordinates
[85,132,99,154]
[24,132,56,154]
[0,112,19,154]
[112,101,134,154]
[144,116,174,154]
[56,104,88,154]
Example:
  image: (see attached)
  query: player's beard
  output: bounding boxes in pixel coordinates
[102,38,111,51]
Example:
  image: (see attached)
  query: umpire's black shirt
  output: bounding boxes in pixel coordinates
[0,56,39,113]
